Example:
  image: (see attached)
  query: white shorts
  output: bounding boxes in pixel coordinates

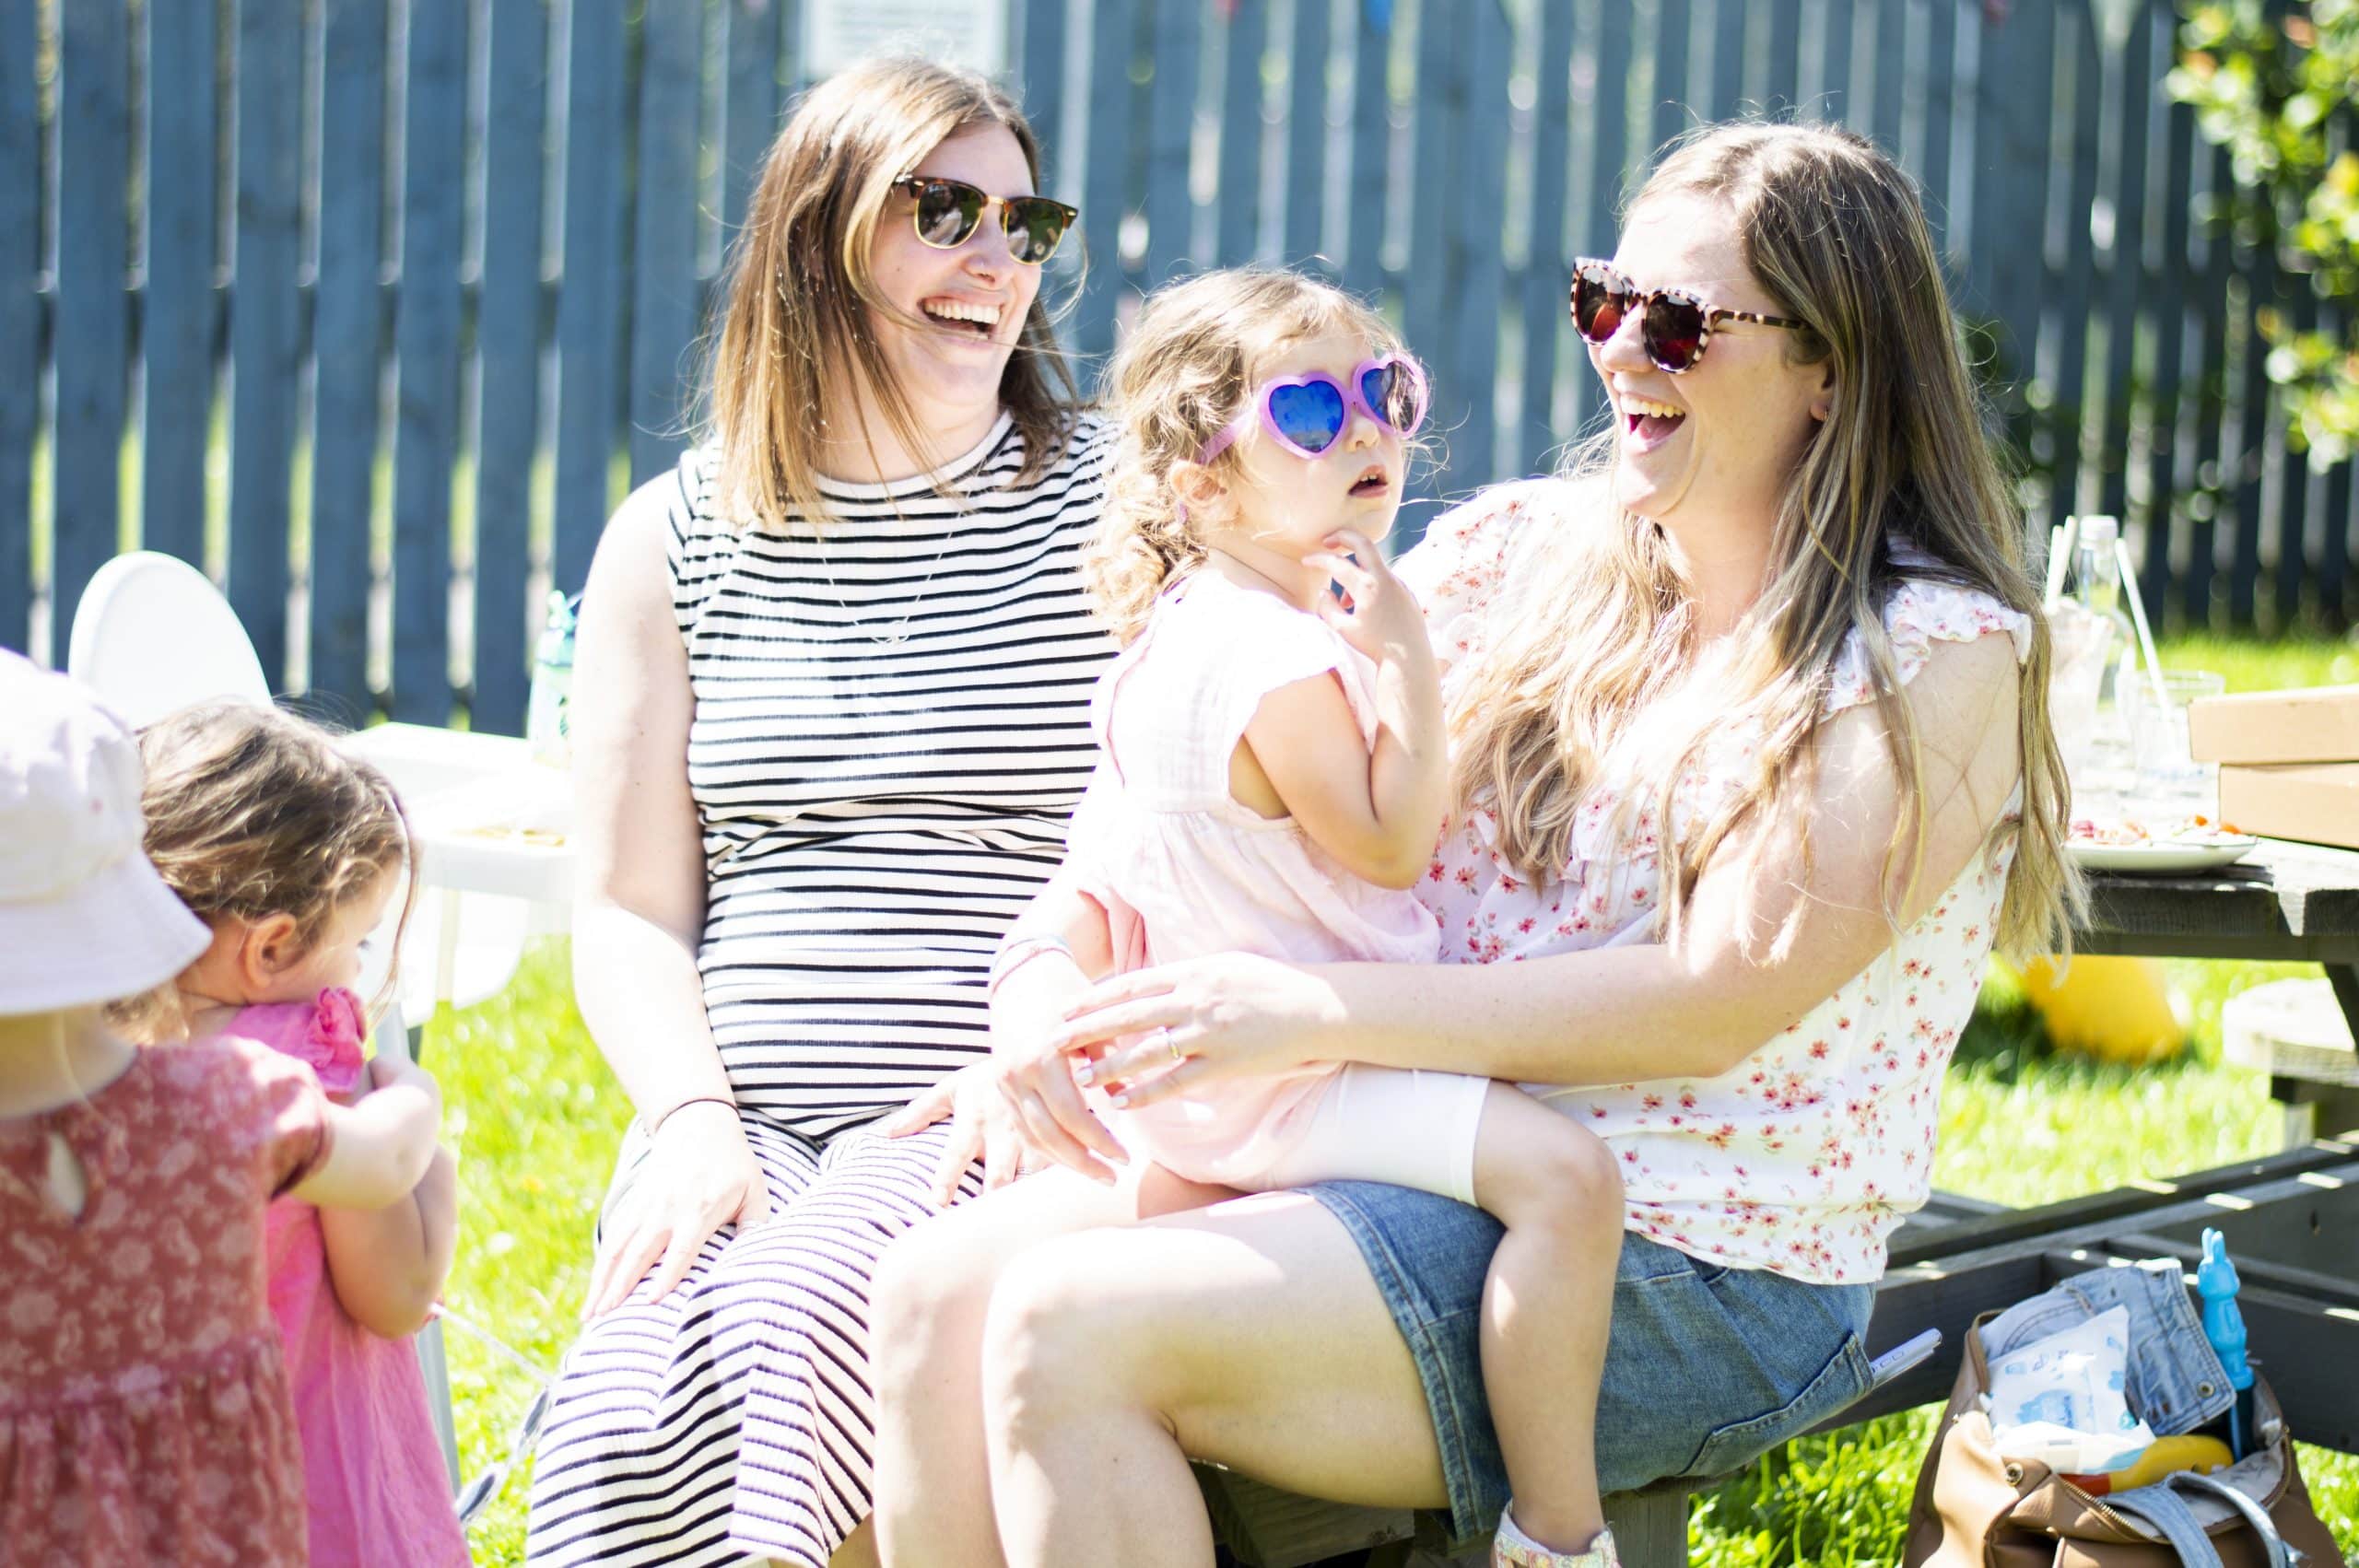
[1241,1063,1494,1207]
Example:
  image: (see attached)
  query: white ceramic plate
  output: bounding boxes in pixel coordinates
[2067,837,2259,875]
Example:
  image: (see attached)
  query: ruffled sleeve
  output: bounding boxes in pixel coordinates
[1824,574,2033,716]
[247,1042,335,1198]
[175,1035,335,1199]
[1058,761,1125,904]
[1392,480,1549,673]
[1203,588,1372,756]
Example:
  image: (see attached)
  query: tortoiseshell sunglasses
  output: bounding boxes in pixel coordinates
[1569,257,1809,373]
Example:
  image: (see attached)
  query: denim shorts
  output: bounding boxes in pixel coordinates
[1309,1180,1876,1548]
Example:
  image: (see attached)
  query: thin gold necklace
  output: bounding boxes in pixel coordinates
[804,424,1001,647]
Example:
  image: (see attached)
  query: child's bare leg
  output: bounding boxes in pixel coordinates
[1470,1082,1623,1554]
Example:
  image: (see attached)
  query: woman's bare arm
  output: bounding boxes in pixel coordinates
[569,481,771,1316]
[570,485,725,1118]
[1067,633,2024,1093]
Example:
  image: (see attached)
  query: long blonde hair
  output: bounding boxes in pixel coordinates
[1449,123,2081,961]
[703,56,1079,532]
[1084,267,1423,643]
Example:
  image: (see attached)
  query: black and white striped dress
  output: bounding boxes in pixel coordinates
[526,413,1116,1567]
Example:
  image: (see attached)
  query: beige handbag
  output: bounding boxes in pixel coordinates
[1901,1311,2343,1567]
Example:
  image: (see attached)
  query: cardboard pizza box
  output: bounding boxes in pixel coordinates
[2216,762,2359,851]
[2188,685,2359,766]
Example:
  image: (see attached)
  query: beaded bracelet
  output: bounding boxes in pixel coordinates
[648,1094,735,1138]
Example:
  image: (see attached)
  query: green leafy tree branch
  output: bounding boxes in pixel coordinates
[2169,0,2359,464]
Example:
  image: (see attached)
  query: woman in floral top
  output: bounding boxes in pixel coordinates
[867,123,2080,1568]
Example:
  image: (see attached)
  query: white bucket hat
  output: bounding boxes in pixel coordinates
[0,651,213,1013]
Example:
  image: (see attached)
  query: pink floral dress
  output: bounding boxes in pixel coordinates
[230,989,469,1568]
[1397,482,2031,1284]
[0,1036,331,1566]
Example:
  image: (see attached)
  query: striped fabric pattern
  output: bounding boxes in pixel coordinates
[526,413,1116,1567]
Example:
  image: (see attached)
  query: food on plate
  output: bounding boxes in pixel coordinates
[2067,813,2248,848]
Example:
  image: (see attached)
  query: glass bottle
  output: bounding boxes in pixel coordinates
[526,591,577,768]
[2065,516,2139,808]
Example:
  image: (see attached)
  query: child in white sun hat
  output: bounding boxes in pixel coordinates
[0,652,444,1568]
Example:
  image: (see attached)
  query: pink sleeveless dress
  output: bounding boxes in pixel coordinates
[1062,572,1440,1184]
[228,989,470,1568]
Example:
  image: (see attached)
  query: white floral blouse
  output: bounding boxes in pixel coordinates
[1395,481,2031,1284]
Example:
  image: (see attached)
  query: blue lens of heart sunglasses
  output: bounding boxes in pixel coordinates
[1199,357,1429,463]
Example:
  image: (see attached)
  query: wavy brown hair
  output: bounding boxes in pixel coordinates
[1084,267,1422,643]
[117,702,416,1030]
[703,56,1080,532]
[1449,123,2081,961]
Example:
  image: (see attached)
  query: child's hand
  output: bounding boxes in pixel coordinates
[1306,529,1427,665]
[364,1051,443,1116]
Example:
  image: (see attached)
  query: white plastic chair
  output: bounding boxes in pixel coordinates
[66,551,272,722]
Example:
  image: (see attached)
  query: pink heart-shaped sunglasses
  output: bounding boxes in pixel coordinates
[1198,355,1431,463]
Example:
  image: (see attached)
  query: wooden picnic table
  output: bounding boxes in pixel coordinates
[1203,836,2359,1568]
[2078,836,2359,1139]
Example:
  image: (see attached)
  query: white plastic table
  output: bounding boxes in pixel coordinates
[337,723,575,1493]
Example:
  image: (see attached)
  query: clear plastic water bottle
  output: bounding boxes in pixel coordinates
[526,591,577,768]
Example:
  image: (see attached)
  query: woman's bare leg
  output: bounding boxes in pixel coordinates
[870,1163,1230,1568]
[982,1190,1455,1568]
[824,1520,877,1568]
[1467,1083,1624,1553]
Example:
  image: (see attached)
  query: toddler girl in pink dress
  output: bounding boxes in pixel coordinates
[983,271,1625,1566]
[0,656,445,1568]
[128,700,468,1568]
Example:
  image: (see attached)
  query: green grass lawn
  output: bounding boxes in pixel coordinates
[426,633,2359,1566]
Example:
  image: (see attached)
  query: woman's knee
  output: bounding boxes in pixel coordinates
[872,1210,1004,1361]
[979,1233,1163,1428]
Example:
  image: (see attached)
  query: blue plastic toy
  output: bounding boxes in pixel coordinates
[2198,1227,2256,1457]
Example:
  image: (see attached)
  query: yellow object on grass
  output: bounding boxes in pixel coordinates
[2012,955,2189,1064]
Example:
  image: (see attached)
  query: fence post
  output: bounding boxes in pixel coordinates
[553,0,628,598]
[1571,0,1633,442]
[1074,0,1135,364]
[310,0,391,720]
[1217,0,1269,270]
[1341,0,1390,304]
[473,0,551,736]
[1518,0,1574,476]
[1143,0,1202,291]
[141,0,216,575]
[0,0,41,660]
[53,0,132,662]
[628,2,702,490]
[387,2,465,724]
[1277,0,1324,269]
[722,0,784,246]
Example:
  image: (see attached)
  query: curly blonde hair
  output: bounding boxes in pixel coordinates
[1083,268,1423,643]
[117,702,416,1031]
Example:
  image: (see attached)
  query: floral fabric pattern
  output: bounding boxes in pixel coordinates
[1394,487,2030,1284]
[0,1036,331,1566]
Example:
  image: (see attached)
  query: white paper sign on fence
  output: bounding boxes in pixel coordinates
[802,0,1009,80]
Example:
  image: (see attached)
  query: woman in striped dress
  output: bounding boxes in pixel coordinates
[524,60,1115,1568]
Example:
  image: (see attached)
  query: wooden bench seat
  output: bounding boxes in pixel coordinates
[1195,1147,2359,1567]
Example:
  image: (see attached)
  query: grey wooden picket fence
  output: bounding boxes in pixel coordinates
[4,0,2352,731]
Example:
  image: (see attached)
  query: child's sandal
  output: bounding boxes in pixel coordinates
[1493,1506,1621,1567]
